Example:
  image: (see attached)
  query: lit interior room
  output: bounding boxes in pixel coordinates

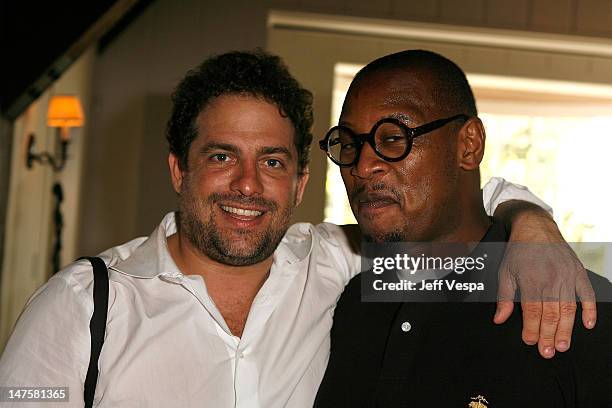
[1,0,612,370]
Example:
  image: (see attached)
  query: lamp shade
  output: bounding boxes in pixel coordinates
[47,95,84,128]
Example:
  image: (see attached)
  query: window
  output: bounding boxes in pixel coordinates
[325,63,612,271]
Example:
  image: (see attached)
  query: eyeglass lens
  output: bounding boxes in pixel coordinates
[327,122,409,164]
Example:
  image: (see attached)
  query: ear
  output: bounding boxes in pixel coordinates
[168,153,184,193]
[294,166,310,207]
[457,117,486,171]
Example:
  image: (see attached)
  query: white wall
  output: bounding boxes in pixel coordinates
[0,48,95,350]
[77,0,268,256]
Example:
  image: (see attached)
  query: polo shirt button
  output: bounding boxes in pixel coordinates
[401,321,412,332]
[239,352,245,359]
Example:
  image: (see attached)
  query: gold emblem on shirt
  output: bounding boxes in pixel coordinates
[467,395,489,408]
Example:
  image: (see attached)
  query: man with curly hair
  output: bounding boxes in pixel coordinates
[0,50,595,407]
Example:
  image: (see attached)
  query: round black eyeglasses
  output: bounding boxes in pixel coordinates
[319,114,469,167]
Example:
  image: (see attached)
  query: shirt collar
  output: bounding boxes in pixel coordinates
[276,222,315,265]
[111,212,181,279]
[479,217,508,244]
[110,213,314,279]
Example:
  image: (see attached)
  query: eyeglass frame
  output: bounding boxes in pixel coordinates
[319,113,470,167]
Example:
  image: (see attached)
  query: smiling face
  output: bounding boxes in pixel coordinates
[169,94,308,266]
[340,68,463,243]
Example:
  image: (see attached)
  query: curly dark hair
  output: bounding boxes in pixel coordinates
[167,50,313,174]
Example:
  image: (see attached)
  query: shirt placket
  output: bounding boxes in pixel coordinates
[163,272,275,408]
[159,273,243,406]
[232,259,302,408]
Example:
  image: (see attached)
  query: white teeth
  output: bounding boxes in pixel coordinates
[220,205,263,217]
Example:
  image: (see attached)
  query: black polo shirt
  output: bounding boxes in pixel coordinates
[315,220,612,407]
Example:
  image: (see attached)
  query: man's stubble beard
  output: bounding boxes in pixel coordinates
[363,229,405,243]
[349,182,407,243]
[353,162,461,243]
[178,174,295,266]
[360,203,461,244]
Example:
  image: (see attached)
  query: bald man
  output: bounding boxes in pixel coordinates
[315,50,612,407]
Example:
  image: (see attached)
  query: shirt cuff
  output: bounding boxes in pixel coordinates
[482,177,553,217]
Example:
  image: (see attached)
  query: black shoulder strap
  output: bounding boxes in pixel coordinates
[78,256,109,408]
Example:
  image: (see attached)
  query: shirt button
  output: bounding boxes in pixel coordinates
[401,321,412,332]
[239,352,245,359]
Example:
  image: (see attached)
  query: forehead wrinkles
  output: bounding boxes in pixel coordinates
[342,71,438,124]
[378,89,430,119]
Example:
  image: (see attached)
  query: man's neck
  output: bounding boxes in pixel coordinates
[166,232,273,337]
[434,185,492,244]
[413,203,491,262]
[442,207,491,243]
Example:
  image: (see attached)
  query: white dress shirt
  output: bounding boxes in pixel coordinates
[0,177,551,407]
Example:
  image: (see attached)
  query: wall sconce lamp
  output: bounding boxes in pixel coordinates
[26,95,85,171]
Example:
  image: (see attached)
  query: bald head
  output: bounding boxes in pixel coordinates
[337,49,488,243]
[348,50,477,119]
